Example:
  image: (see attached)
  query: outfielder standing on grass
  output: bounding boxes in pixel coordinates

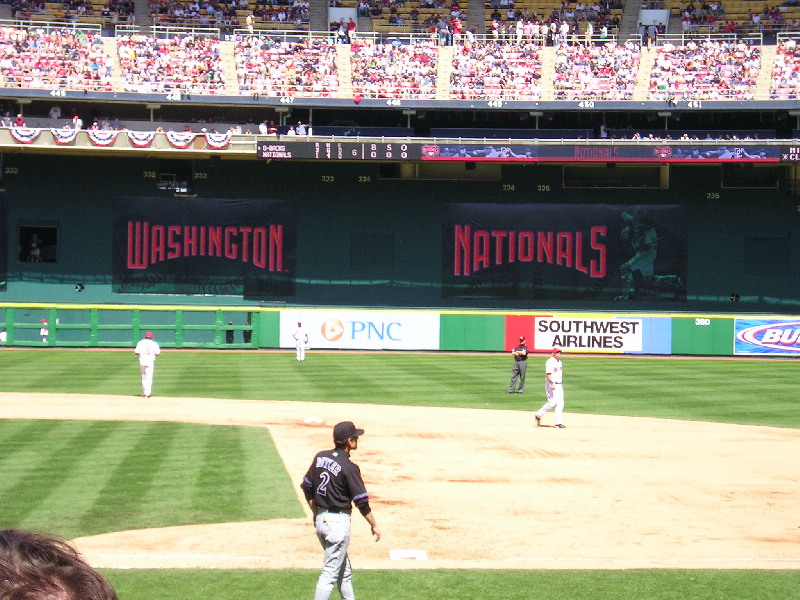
[301,421,381,600]
[535,346,566,428]
[293,321,308,361]
[506,335,528,394]
[134,332,160,398]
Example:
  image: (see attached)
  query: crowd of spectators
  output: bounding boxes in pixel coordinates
[0,26,113,91]
[235,35,339,96]
[147,0,308,31]
[350,38,439,98]
[648,39,761,101]
[117,33,227,94]
[679,0,726,33]
[770,37,800,98]
[450,39,541,100]
[553,39,640,100]
[10,0,136,25]
[488,0,621,46]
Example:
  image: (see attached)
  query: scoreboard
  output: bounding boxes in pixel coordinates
[257,141,421,161]
[257,140,790,163]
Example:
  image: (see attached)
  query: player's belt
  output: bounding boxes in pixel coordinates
[319,508,351,514]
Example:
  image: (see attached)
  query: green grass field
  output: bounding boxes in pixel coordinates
[0,349,798,599]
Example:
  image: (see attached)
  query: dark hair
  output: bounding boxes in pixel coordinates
[0,530,118,600]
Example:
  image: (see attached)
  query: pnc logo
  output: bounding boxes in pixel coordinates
[321,319,345,341]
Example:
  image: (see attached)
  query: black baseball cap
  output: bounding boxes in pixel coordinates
[334,421,364,442]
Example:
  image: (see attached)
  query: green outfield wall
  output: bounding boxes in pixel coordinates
[0,155,797,316]
[2,304,797,357]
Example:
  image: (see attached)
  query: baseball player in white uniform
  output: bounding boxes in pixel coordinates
[40,319,49,343]
[535,347,565,428]
[134,331,161,397]
[293,321,308,361]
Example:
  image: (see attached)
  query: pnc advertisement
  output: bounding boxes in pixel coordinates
[734,318,800,355]
[280,310,440,350]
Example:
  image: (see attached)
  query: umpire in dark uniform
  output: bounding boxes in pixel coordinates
[301,421,381,600]
[506,335,529,394]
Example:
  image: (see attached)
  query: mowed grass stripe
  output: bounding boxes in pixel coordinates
[0,419,302,537]
[191,426,249,519]
[14,422,124,537]
[0,421,118,533]
[102,568,800,600]
[0,350,798,427]
[79,422,182,534]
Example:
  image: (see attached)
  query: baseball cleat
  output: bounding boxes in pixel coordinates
[535,415,541,426]
[554,424,566,428]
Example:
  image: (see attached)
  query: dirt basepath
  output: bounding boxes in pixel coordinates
[2,393,799,570]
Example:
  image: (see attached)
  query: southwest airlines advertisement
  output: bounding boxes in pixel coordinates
[280,310,440,350]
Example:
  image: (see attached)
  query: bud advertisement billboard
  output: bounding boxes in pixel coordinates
[734,318,800,355]
[113,197,295,296]
[443,203,687,302]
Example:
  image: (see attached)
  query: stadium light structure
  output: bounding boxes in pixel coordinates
[657,111,672,130]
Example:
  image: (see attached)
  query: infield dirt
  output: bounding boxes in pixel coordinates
[2,392,799,570]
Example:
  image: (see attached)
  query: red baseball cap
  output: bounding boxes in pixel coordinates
[145,332,153,339]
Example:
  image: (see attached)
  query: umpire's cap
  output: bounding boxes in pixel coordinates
[334,421,364,443]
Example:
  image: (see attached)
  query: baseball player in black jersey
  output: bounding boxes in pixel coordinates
[301,421,381,600]
[506,335,529,394]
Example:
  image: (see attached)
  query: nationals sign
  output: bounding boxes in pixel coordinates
[113,197,295,296]
[443,203,687,301]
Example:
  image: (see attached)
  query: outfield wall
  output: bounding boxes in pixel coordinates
[2,304,798,356]
[1,155,798,316]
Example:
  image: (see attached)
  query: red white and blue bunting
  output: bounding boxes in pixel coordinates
[165,131,196,149]
[204,131,232,150]
[87,129,119,147]
[10,127,42,144]
[51,127,80,145]
[127,130,156,148]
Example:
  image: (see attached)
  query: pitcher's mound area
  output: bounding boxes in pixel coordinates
[3,394,799,570]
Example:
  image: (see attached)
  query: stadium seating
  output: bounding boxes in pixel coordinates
[0,25,112,91]
[234,35,339,97]
[647,38,761,101]
[350,37,439,99]
[116,32,227,94]
[553,38,640,101]
[450,39,542,100]
[2,20,800,105]
[770,37,800,99]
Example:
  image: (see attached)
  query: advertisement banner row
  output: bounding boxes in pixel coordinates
[279,311,800,356]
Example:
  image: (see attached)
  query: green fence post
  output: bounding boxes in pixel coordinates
[48,309,56,346]
[89,308,99,347]
[214,311,224,347]
[132,309,141,344]
[175,311,183,348]
[5,307,13,346]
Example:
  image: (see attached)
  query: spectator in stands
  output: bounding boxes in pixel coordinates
[0,529,118,600]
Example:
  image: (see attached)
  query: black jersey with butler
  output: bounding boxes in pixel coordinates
[301,448,372,516]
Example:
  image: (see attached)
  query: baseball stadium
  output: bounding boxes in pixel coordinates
[0,0,798,598]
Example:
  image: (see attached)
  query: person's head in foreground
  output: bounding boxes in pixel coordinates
[0,529,118,600]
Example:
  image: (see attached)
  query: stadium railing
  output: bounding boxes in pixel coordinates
[0,304,261,348]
